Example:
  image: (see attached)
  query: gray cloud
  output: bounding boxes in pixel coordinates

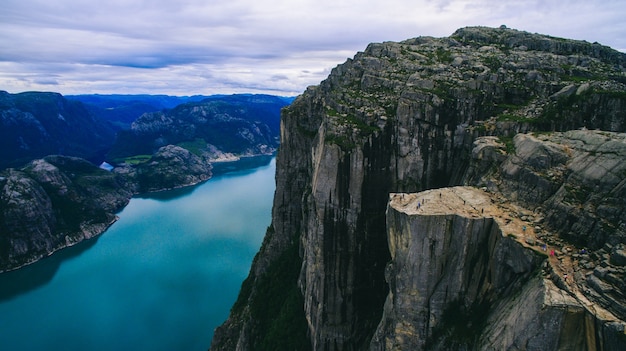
[1,0,625,96]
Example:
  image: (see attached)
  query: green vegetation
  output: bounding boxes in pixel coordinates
[115,154,152,165]
[323,106,381,150]
[230,226,311,350]
[484,55,502,71]
[297,125,319,138]
[564,184,592,204]
[325,133,356,151]
[498,136,515,155]
[435,47,453,63]
[244,228,311,351]
[539,90,593,123]
[595,90,626,99]
[176,138,207,156]
[496,113,537,125]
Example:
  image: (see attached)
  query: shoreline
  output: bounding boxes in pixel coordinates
[0,153,276,274]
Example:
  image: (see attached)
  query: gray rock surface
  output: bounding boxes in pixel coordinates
[371,187,625,350]
[116,144,213,193]
[0,156,132,272]
[211,26,626,350]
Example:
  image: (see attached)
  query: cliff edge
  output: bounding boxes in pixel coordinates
[373,186,624,350]
[211,26,626,350]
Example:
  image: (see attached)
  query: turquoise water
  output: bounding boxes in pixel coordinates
[0,157,275,351]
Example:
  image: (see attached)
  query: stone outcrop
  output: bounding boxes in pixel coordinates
[371,186,625,350]
[0,156,133,272]
[464,130,626,337]
[211,26,626,350]
[114,144,213,193]
[372,187,541,350]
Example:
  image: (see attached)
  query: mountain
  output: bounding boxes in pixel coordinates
[0,93,290,272]
[107,94,289,164]
[0,91,117,169]
[211,26,626,350]
[113,144,214,193]
[0,156,133,272]
[67,94,295,130]
[66,94,212,130]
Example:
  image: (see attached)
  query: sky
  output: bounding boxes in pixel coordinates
[1,0,625,97]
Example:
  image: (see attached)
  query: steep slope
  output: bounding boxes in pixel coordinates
[107,94,288,163]
[66,94,211,130]
[0,91,117,169]
[0,156,133,272]
[373,183,625,350]
[211,26,626,350]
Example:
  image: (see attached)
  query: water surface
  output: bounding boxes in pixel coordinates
[0,157,275,350]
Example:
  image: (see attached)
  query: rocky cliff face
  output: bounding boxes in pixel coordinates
[372,187,543,350]
[0,156,133,272]
[211,26,626,350]
[372,185,625,350]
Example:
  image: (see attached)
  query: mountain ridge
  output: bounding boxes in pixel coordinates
[0,91,117,169]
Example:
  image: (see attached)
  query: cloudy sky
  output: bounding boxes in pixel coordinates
[1,0,624,96]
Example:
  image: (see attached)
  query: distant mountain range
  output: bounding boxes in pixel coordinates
[107,94,289,163]
[0,91,117,169]
[0,91,294,170]
[66,94,294,131]
[0,90,292,272]
[66,94,212,130]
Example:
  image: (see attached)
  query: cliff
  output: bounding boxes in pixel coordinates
[0,156,133,272]
[211,26,626,350]
[372,186,625,350]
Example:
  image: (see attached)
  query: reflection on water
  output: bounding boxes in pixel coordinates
[0,156,275,351]
[0,237,100,302]
[135,155,274,201]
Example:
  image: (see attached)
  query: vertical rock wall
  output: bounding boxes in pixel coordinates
[211,26,626,350]
[372,187,626,350]
[371,187,543,349]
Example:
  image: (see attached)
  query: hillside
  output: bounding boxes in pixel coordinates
[0,91,116,169]
[66,94,212,130]
[107,94,289,164]
[0,156,133,272]
[0,93,289,272]
[211,26,626,350]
